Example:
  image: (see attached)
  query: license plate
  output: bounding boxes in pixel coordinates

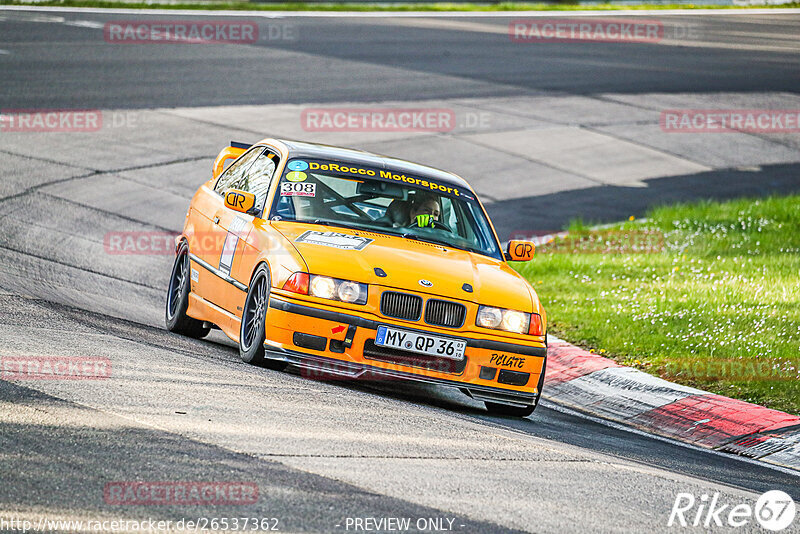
[375,326,467,361]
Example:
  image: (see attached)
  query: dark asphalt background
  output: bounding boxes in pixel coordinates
[1,13,799,109]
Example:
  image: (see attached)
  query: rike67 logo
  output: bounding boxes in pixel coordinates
[669,490,796,531]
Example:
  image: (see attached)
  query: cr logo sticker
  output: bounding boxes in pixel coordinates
[224,190,256,213]
[515,242,533,256]
[419,279,433,287]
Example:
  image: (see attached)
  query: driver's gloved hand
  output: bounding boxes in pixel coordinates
[415,214,435,228]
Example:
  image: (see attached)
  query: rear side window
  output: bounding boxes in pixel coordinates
[214,147,263,194]
[238,152,279,211]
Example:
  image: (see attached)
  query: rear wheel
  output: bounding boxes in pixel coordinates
[165,242,210,338]
[239,264,287,370]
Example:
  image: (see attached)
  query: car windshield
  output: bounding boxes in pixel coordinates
[269,158,502,259]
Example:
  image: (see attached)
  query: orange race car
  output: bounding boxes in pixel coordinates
[166,139,547,416]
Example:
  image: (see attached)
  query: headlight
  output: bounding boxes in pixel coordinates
[477,306,503,329]
[337,281,362,303]
[286,274,367,305]
[309,276,336,300]
[502,310,529,334]
[476,305,530,334]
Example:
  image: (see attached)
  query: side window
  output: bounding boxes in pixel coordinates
[214,147,263,194]
[238,152,278,208]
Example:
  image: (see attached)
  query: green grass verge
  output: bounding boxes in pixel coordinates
[2,0,799,11]
[513,195,800,415]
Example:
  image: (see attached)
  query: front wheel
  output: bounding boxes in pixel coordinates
[239,265,287,370]
[165,242,210,339]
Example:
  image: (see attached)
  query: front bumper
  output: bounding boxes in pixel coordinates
[265,294,547,407]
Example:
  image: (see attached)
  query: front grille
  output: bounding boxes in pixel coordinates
[363,339,467,374]
[424,299,466,328]
[380,291,423,321]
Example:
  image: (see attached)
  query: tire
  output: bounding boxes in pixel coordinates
[484,402,536,418]
[165,241,210,339]
[239,264,287,370]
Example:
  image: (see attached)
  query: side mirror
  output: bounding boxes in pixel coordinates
[212,145,246,180]
[506,240,535,261]
[224,189,257,214]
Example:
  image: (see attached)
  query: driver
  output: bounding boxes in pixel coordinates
[409,192,441,228]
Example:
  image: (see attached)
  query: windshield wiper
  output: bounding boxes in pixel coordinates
[401,232,455,249]
[401,233,489,256]
[401,232,431,243]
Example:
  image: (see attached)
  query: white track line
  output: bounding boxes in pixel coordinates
[0,5,799,17]
[64,19,106,28]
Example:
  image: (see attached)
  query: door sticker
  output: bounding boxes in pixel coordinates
[219,233,239,275]
[229,216,249,236]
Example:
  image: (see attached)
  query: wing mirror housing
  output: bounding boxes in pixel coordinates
[506,240,535,261]
[224,189,257,214]
[212,145,247,180]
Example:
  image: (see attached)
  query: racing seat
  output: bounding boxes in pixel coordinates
[377,199,410,227]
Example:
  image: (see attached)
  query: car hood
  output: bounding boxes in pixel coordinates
[271,222,536,311]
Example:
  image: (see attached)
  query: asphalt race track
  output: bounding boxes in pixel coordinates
[1,8,799,533]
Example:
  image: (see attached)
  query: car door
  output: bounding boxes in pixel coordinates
[189,146,264,307]
[213,148,280,316]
